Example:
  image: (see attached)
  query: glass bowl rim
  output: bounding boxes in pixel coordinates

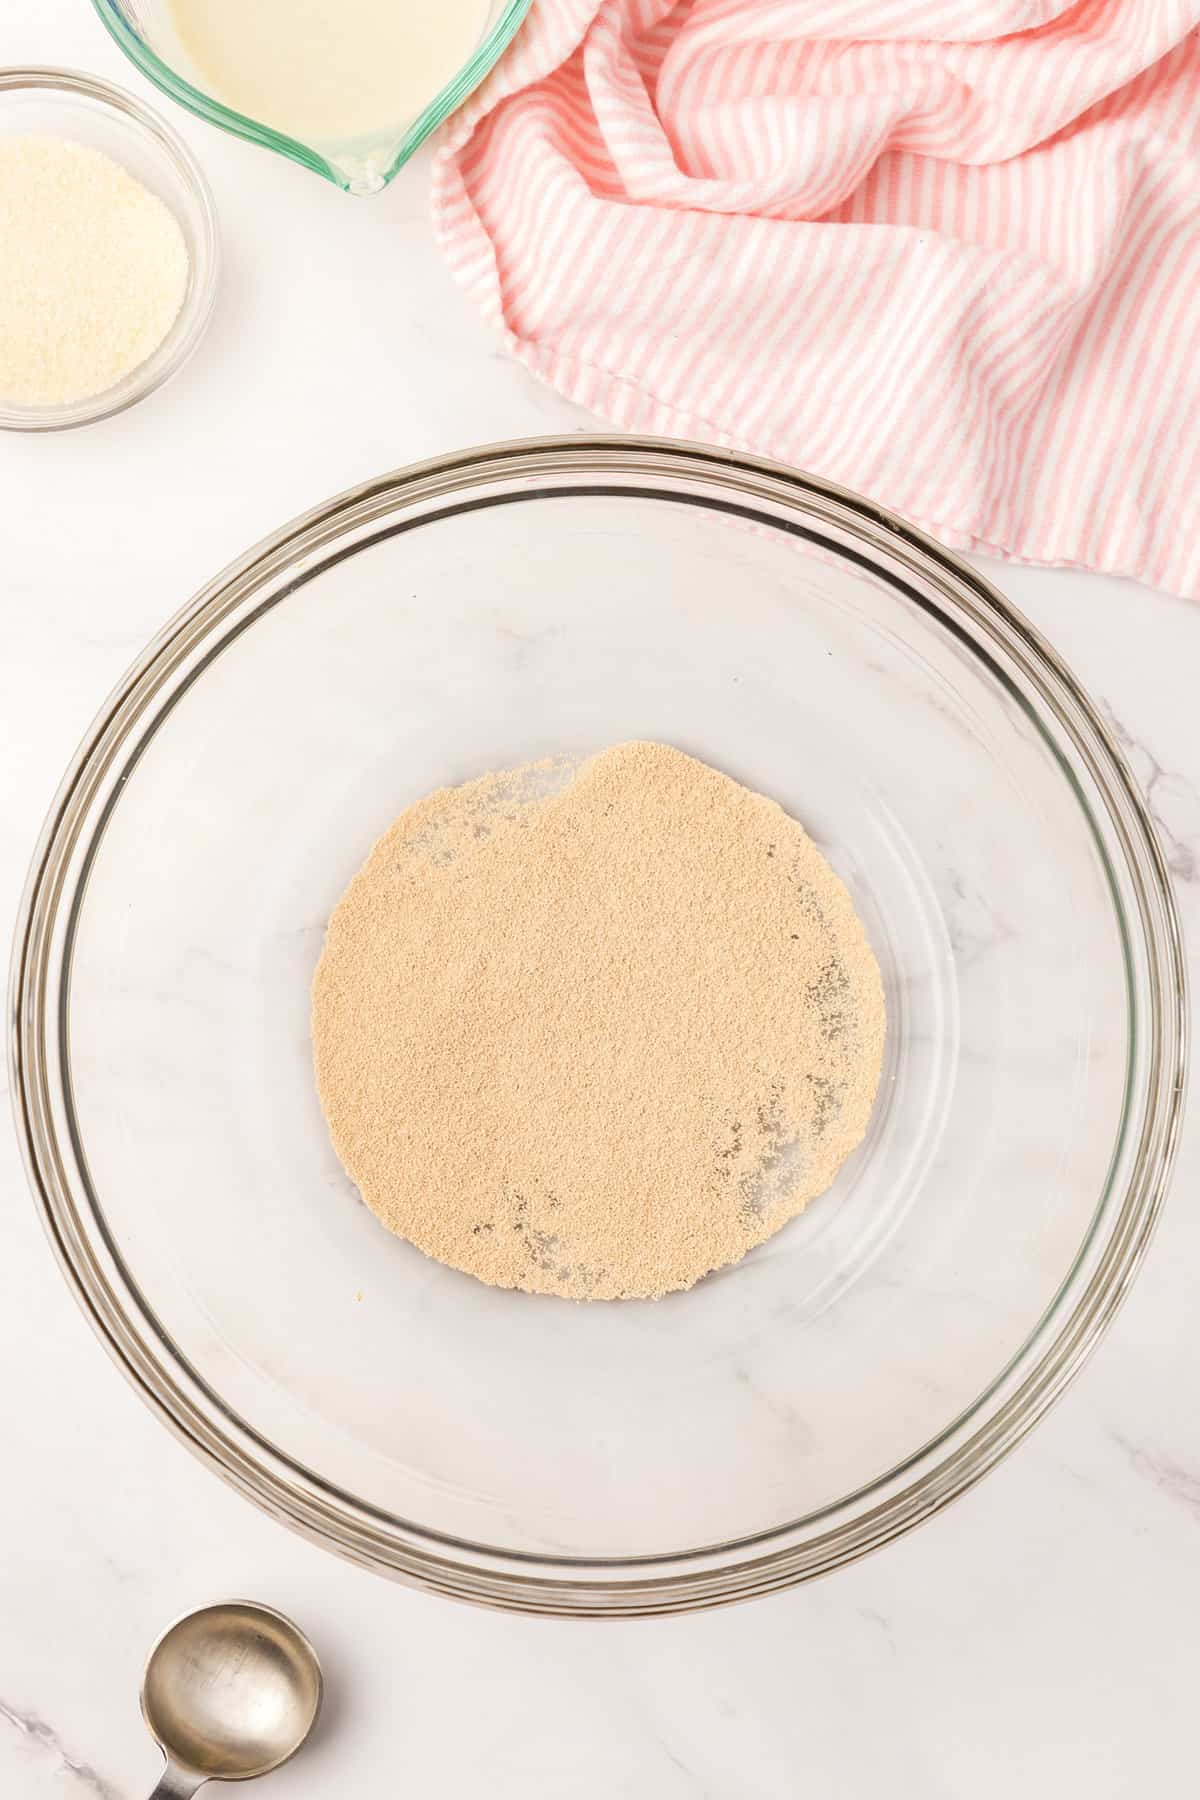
[91,0,533,194]
[0,65,220,433]
[8,436,1188,1615]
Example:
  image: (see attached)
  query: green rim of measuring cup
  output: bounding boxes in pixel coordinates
[92,0,533,193]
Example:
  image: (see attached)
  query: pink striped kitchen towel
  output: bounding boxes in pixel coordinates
[433,0,1200,598]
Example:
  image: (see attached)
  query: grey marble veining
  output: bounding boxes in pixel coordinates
[0,1700,119,1800]
[1108,1431,1200,1519]
[1100,700,1200,884]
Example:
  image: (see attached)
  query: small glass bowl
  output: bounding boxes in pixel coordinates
[0,68,218,432]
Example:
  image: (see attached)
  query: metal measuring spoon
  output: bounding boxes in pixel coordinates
[141,1602,323,1797]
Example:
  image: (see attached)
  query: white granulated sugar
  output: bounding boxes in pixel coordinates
[0,135,189,406]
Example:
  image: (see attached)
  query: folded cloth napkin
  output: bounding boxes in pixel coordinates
[433,0,1200,597]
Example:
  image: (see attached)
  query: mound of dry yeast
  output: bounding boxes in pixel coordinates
[312,743,885,1299]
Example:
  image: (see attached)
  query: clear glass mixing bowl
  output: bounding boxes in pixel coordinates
[9,439,1186,1615]
[92,0,532,194]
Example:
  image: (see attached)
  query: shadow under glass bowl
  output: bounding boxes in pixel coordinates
[93,0,532,194]
[9,438,1186,1615]
[0,68,218,431]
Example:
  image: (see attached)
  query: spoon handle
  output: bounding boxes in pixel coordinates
[148,1761,205,1800]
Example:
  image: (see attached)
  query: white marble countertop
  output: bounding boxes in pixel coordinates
[3,6,1198,1796]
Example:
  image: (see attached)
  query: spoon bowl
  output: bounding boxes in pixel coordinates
[142,1602,322,1793]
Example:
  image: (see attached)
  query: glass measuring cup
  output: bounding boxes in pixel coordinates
[93,0,531,194]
